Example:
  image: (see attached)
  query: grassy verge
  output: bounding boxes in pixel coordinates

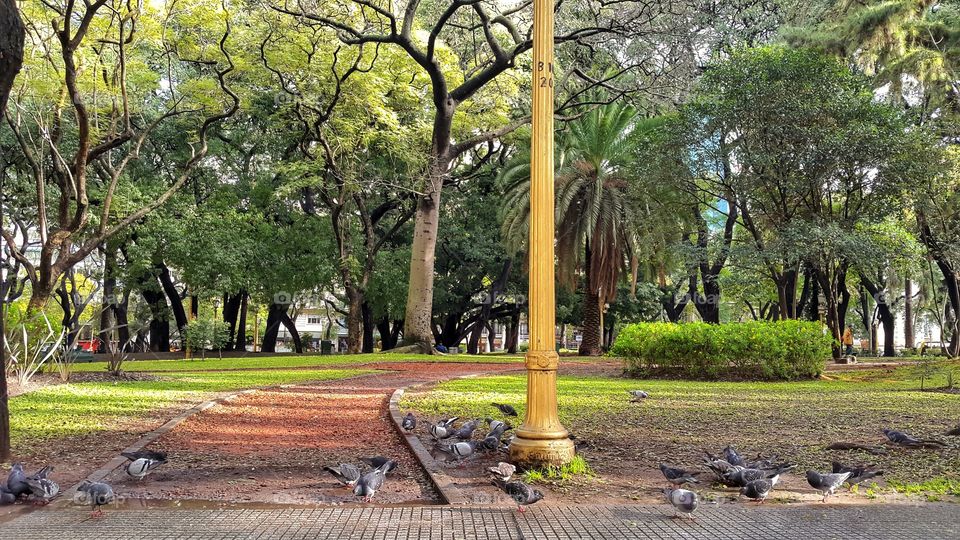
[11,368,376,448]
[401,366,960,499]
[71,353,524,373]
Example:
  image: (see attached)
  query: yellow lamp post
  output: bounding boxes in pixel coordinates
[509,0,576,468]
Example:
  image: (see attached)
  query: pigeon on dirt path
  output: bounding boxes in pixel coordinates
[324,463,362,488]
[121,450,168,462]
[401,412,417,432]
[723,445,745,467]
[76,481,114,517]
[451,419,480,440]
[6,463,30,498]
[663,488,698,518]
[488,462,516,482]
[435,441,481,460]
[740,477,778,503]
[359,456,399,474]
[429,417,459,440]
[126,457,165,480]
[806,470,851,502]
[659,464,700,486]
[24,467,58,504]
[831,461,883,486]
[492,403,518,417]
[0,485,16,505]
[492,478,543,513]
[723,464,795,488]
[485,419,512,439]
[353,463,390,502]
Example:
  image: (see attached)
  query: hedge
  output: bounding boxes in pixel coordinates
[610,320,831,380]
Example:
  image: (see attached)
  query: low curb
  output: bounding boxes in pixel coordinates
[388,388,471,505]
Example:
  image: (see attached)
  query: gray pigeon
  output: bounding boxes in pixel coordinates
[450,419,480,440]
[0,485,16,505]
[353,463,390,501]
[436,441,480,460]
[723,445,745,467]
[359,456,398,474]
[703,456,740,484]
[831,461,883,486]
[76,480,114,517]
[723,464,794,488]
[663,488,698,517]
[492,478,543,513]
[882,428,922,445]
[121,450,168,462]
[126,457,165,480]
[6,463,30,498]
[401,412,417,432]
[492,403,518,417]
[487,462,516,482]
[25,470,59,504]
[324,463,361,488]
[628,390,649,402]
[740,476,778,503]
[429,417,459,440]
[947,424,960,437]
[659,464,700,485]
[806,470,851,502]
[485,418,511,440]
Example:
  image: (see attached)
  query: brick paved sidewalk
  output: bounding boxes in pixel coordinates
[5,503,958,539]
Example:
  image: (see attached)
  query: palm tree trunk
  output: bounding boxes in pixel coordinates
[579,243,602,356]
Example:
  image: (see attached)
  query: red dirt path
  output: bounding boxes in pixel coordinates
[104,362,523,505]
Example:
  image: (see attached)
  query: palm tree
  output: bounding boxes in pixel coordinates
[501,103,663,356]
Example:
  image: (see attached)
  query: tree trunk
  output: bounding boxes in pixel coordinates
[904,277,914,350]
[0,0,25,118]
[115,291,131,351]
[506,309,520,354]
[361,301,375,353]
[222,292,244,352]
[261,302,287,353]
[235,292,248,351]
[281,311,303,353]
[344,287,362,354]
[377,318,402,351]
[98,249,117,353]
[156,263,188,332]
[816,271,842,359]
[579,244,602,356]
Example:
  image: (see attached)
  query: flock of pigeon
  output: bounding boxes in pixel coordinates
[0,450,167,516]
[658,427,956,518]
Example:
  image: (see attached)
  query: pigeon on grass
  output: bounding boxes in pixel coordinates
[492,403,518,417]
[806,470,851,502]
[492,478,543,513]
[324,463,361,488]
[628,390,649,402]
[659,464,700,486]
[401,412,417,432]
[76,481,114,518]
[663,488,698,518]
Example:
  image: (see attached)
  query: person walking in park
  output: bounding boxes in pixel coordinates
[842,326,855,356]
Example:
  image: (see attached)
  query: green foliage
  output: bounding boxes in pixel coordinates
[522,455,595,484]
[183,317,232,359]
[610,321,832,380]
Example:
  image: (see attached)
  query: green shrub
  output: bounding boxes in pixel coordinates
[610,320,831,380]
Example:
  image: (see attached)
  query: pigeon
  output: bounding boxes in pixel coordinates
[492,403,518,417]
[831,461,884,486]
[324,463,361,488]
[806,470,851,502]
[6,463,30,498]
[703,454,740,483]
[492,478,543,513]
[740,476,778,503]
[628,390,649,402]
[659,464,700,486]
[126,457,165,480]
[481,436,501,451]
[485,418,511,440]
[0,485,16,505]
[663,488,698,518]
[487,462,516,482]
[121,450,168,462]
[947,424,960,437]
[723,445,745,467]
[24,468,59,504]
[359,456,399,474]
[429,417,459,440]
[723,464,795,488]
[76,480,114,517]
[882,429,922,446]
[450,419,480,440]
[569,434,591,453]
[353,463,390,502]
[401,412,417,432]
[435,441,480,460]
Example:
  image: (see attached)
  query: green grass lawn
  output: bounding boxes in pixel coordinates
[11,368,376,448]
[70,352,525,373]
[401,366,960,498]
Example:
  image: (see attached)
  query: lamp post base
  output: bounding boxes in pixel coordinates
[510,433,575,468]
